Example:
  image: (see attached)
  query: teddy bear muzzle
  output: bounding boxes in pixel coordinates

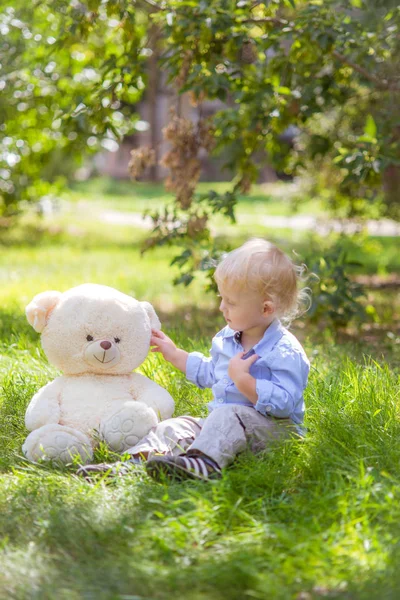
[84,339,121,369]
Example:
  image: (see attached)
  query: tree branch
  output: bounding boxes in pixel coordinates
[333,50,400,92]
[240,17,288,26]
[250,1,265,10]
[137,0,165,12]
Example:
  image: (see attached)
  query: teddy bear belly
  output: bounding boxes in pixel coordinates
[58,376,134,432]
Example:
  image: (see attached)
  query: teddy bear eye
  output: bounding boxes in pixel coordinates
[86,335,94,341]
[114,337,121,344]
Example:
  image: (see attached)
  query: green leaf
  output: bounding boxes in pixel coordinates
[364,114,377,139]
[277,86,291,95]
[271,73,280,88]
[357,134,377,144]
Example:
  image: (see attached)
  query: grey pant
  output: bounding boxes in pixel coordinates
[127,405,293,468]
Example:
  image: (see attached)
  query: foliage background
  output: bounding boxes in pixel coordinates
[1,0,399,214]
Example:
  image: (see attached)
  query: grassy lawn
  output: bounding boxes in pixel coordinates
[0,179,399,599]
[68,177,324,216]
[4,176,400,275]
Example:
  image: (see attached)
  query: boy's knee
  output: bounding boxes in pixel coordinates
[206,405,244,427]
[154,415,201,440]
[209,405,234,418]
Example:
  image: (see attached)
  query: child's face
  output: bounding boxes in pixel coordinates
[218,286,274,332]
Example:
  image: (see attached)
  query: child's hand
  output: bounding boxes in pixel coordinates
[150,329,177,361]
[228,351,259,404]
[150,329,189,373]
[228,351,258,383]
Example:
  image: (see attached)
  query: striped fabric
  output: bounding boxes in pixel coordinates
[76,456,142,479]
[145,453,222,481]
[181,456,211,478]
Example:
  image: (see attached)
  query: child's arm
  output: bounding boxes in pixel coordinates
[150,330,188,373]
[229,348,310,419]
[151,329,217,389]
[253,349,309,418]
[228,353,259,403]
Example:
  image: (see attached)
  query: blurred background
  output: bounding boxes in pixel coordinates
[0,0,399,351]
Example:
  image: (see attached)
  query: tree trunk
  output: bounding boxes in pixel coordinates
[383,164,400,219]
[148,25,160,181]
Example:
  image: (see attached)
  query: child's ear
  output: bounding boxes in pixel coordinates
[26,290,62,332]
[263,300,274,315]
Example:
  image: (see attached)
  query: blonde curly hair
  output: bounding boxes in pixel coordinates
[214,238,310,325]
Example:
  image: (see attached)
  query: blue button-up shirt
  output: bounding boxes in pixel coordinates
[186,319,310,425]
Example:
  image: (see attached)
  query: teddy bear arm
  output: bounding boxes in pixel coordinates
[129,374,175,421]
[25,379,62,431]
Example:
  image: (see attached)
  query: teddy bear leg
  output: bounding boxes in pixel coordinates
[23,424,93,464]
[99,402,159,453]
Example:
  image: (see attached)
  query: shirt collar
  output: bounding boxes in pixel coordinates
[223,319,283,347]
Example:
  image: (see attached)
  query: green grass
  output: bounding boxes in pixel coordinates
[0,244,215,315]
[2,177,400,276]
[69,176,323,216]
[1,330,400,599]
[0,178,399,598]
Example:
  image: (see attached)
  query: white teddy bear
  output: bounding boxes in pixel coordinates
[22,283,175,464]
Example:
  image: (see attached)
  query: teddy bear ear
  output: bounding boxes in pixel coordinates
[140,301,161,330]
[25,291,63,333]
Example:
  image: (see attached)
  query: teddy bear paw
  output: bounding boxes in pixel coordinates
[23,424,93,464]
[100,402,158,453]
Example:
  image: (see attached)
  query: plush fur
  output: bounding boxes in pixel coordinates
[22,284,174,464]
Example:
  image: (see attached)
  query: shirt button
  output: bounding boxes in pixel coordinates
[217,398,224,403]
[265,404,273,413]
[223,378,228,383]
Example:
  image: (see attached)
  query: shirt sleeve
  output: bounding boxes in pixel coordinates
[254,347,310,419]
[185,347,218,390]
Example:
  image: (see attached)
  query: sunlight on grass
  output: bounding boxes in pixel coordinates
[0,349,399,599]
[0,178,399,599]
[0,245,214,314]
[68,177,323,217]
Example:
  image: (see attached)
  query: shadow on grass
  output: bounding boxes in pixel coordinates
[158,304,224,340]
[70,176,278,204]
[2,430,400,600]
[1,339,400,597]
[70,176,172,199]
[0,307,38,346]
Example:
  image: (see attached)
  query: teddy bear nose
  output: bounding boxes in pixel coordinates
[100,341,112,350]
